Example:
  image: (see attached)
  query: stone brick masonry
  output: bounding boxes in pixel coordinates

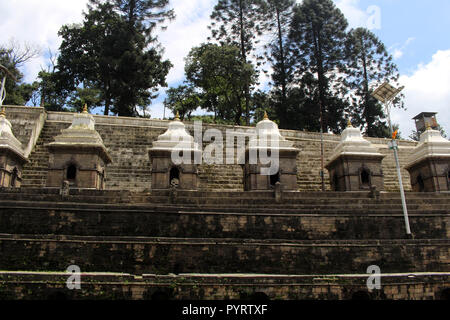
[0,106,448,300]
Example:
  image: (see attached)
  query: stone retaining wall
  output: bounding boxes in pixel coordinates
[0,272,448,300]
[5,106,418,192]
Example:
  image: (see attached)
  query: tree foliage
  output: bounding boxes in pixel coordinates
[345,27,401,137]
[164,84,201,120]
[288,0,349,134]
[261,0,296,127]
[55,1,171,116]
[0,40,40,106]
[208,0,266,125]
[185,43,255,125]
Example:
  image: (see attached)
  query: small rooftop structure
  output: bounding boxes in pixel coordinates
[413,112,438,132]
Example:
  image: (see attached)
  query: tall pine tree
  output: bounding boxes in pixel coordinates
[56,1,172,116]
[288,0,349,133]
[261,0,295,128]
[345,27,402,137]
[208,0,266,125]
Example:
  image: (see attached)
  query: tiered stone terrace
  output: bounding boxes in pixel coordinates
[0,106,448,300]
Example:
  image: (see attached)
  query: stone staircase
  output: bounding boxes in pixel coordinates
[21,121,68,188]
[0,188,448,278]
[3,109,447,300]
[19,117,414,192]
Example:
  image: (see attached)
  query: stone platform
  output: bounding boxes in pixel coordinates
[0,272,448,300]
[0,106,448,300]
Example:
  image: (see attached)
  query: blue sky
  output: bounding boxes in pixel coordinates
[1,0,449,138]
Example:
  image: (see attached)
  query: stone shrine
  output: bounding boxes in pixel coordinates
[0,107,28,187]
[148,112,202,190]
[405,125,450,192]
[325,120,385,191]
[46,105,112,189]
[242,112,299,191]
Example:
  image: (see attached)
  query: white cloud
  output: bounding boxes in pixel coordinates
[334,0,383,30]
[159,0,215,85]
[392,49,404,60]
[389,37,415,61]
[147,0,216,118]
[0,0,89,82]
[335,0,369,28]
[396,50,450,138]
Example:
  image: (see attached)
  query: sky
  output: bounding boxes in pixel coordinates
[1,0,449,139]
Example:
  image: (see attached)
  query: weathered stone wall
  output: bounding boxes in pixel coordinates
[0,203,448,240]
[0,234,448,275]
[5,107,417,192]
[0,272,449,300]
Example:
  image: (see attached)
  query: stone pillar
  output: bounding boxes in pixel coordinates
[148,113,201,190]
[0,107,28,187]
[405,127,450,192]
[242,112,299,191]
[325,122,385,191]
[46,105,112,189]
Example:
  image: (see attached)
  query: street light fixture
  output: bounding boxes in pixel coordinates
[372,82,412,237]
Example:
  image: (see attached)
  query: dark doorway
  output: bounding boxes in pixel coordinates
[270,171,280,187]
[10,168,18,187]
[151,291,169,300]
[169,167,180,187]
[351,290,371,300]
[67,164,77,181]
[417,174,425,192]
[360,169,370,187]
[249,292,270,301]
[447,171,450,189]
[333,173,339,191]
[47,291,68,300]
[440,288,450,300]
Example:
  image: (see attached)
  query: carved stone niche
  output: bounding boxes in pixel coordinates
[0,108,28,187]
[241,113,299,191]
[326,123,385,192]
[148,114,201,190]
[405,127,450,192]
[46,107,111,189]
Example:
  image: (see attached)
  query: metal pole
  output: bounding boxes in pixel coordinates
[386,101,412,236]
[0,76,6,107]
[319,100,325,191]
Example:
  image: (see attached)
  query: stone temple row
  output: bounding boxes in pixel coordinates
[1,106,449,193]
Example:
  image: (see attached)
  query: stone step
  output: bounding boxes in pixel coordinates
[0,234,447,275]
[0,197,447,240]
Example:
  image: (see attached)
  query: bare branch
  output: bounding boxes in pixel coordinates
[2,38,41,68]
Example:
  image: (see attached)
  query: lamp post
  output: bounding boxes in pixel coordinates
[372,82,412,237]
[319,99,325,192]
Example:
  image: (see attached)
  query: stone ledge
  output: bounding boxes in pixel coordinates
[0,234,448,246]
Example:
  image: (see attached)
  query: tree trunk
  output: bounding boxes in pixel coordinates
[276,6,287,105]
[239,0,250,126]
[360,37,371,136]
[312,23,327,133]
